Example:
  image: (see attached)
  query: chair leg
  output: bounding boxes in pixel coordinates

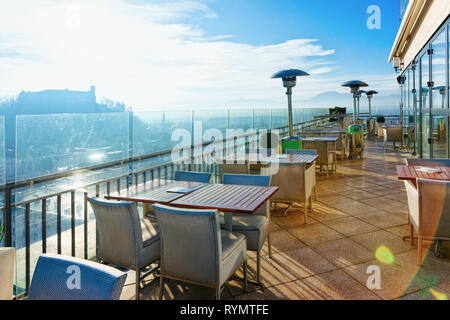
[243,261,248,293]
[135,269,140,300]
[267,232,272,258]
[435,240,441,257]
[256,250,261,283]
[410,222,414,246]
[314,186,317,201]
[309,196,312,213]
[216,287,221,300]
[304,201,308,223]
[417,236,423,266]
[158,276,165,300]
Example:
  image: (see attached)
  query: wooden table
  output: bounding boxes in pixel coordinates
[105,180,207,204]
[170,183,278,230]
[396,165,450,182]
[299,136,338,142]
[221,153,318,165]
[105,180,278,232]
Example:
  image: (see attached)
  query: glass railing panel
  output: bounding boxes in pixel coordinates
[194,109,227,154]
[293,108,304,124]
[0,115,4,247]
[253,108,270,130]
[133,110,192,171]
[228,109,253,153]
[15,112,130,203]
[270,109,287,129]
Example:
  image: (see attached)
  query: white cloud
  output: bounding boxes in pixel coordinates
[0,0,396,110]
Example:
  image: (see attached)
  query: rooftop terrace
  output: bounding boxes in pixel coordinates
[114,137,449,301]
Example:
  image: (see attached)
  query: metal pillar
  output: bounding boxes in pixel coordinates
[286,87,294,137]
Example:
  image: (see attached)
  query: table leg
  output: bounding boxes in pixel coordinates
[225,212,233,231]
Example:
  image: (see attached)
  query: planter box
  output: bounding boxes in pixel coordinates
[376,122,384,137]
[0,247,15,300]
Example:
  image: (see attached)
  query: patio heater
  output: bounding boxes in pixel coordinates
[357,89,366,130]
[271,69,310,152]
[397,75,406,126]
[365,90,378,136]
[341,80,368,125]
[433,86,449,108]
[342,80,368,158]
[432,86,449,142]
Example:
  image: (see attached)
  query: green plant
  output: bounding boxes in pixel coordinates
[376,116,385,123]
[328,106,347,122]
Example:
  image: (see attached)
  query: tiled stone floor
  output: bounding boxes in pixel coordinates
[123,137,450,300]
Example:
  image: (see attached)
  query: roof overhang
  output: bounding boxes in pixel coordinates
[388,0,427,63]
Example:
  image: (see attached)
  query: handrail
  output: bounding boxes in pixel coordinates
[1,118,320,191]
[2,112,351,296]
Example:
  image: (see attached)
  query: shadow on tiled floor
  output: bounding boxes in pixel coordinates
[134,138,450,300]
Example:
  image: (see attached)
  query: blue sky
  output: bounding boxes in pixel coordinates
[0,0,402,109]
[198,0,400,76]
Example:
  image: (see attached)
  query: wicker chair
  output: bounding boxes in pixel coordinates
[28,254,127,300]
[221,174,271,284]
[261,160,315,221]
[88,198,160,300]
[286,149,318,200]
[153,204,247,300]
[404,179,450,264]
[301,140,336,176]
[383,126,403,149]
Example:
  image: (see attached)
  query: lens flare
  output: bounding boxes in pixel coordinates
[375,245,395,264]
[429,288,448,300]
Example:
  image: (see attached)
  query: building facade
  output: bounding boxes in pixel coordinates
[389,0,449,158]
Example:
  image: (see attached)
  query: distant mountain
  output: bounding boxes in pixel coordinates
[298,91,399,109]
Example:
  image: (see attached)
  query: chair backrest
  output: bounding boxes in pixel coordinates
[405,158,450,167]
[222,174,270,187]
[174,171,212,183]
[28,254,127,300]
[152,204,221,286]
[384,126,403,142]
[0,248,15,300]
[261,164,313,203]
[301,140,329,165]
[223,174,271,217]
[87,198,142,269]
[404,180,419,230]
[218,163,249,182]
[417,179,450,239]
[286,149,317,155]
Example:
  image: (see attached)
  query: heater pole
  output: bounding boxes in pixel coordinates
[353,95,357,125]
[357,96,360,122]
[287,87,294,137]
[368,96,372,119]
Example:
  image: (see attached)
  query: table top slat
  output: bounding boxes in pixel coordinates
[105,180,207,204]
[396,165,450,181]
[171,184,278,213]
[219,153,318,165]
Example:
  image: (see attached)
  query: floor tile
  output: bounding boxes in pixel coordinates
[270,247,338,280]
[312,238,374,268]
[322,216,378,236]
[288,223,345,246]
[294,270,381,300]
